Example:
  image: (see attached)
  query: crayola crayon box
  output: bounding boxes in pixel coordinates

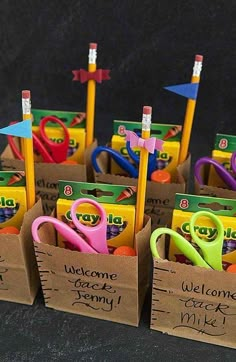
[110,120,182,177]
[32,109,86,164]
[56,181,136,252]
[0,171,27,231]
[168,193,236,269]
[208,133,236,188]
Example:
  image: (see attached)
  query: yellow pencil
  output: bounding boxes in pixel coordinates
[178,54,203,164]
[86,42,97,147]
[22,90,35,209]
[135,106,152,233]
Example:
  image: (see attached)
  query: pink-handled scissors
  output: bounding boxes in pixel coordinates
[8,115,70,163]
[31,198,109,254]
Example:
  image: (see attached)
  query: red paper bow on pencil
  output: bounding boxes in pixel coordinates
[72,69,111,83]
[125,131,163,153]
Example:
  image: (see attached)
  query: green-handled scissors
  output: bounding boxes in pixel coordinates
[150,211,224,270]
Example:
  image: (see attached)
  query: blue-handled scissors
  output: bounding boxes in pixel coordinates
[32,198,109,254]
[194,152,236,191]
[92,141,157,180]
[150,210,224,270]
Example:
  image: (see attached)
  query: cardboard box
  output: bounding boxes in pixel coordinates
[194,163,236,200]
[0,140,97,214]
[151,253,236,349]
[0,200,43,305]
[33,216,151,326]
[94,153,191,229]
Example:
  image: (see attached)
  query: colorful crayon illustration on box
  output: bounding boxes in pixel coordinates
[32,109,86,163]
[56,181,136,252]
[0,171,27,231]
[168,193,236,270]
[111,120,182,176]
[208,133,236,188]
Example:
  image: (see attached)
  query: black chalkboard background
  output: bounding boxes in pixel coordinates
[0,1,235,360]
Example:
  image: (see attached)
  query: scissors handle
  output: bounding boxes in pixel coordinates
[91,146,138,178]
[194,157,236,191]
[126,141,157,180]
[31,216,98,253]
[231,152,236,174]
[39,116,70,163]
[190,211,224,271]
[70,198,109,254]
[150,227,211,268]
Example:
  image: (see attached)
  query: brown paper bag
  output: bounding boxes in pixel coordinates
[33,216,151,326]
[151,239,236,349]
[194,163,236,200]
[94,154,191,229]
[0,200,43,304]
[0,140,97,214]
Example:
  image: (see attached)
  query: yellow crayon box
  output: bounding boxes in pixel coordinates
[208,134,236,188]
[0,171,27,231]
[168,193,236,269]
[32,109,86,164]
[56,181,137,251]
[111,120,182,177]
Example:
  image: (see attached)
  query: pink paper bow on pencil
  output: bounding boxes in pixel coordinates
[72,69,111,83]
[125,130,163,153]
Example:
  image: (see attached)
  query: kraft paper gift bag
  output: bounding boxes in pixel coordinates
[150,238,236,349]
[95,153,191,229]
[33,215,151,326]
[1,140,97,214]
[0,200,43,305]
[195,162,236,200]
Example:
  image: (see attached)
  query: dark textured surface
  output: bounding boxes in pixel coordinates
[0,1,236,360]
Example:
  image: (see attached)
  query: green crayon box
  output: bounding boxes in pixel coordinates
[32,109,86,164]
[0,171,27,231]
[56,181,137,252]
[208,134,236,188]
[111,120,182,177]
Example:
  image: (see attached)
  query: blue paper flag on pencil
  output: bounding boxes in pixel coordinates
[164,82,199,100]
[0,120,32,138]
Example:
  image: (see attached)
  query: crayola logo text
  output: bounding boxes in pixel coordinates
[0,196,16,208]
[181,222,236,240]
[120,146,169,160]
[65,211,123,225]
[49,137,77,147]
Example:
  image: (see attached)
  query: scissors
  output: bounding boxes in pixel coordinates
[194,153,236,191]
[92,141,157,180]
[8,116,70,163]
[150,210,224,270]
[32,198,109,254]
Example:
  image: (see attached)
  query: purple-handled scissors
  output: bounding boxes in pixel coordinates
[194,152,236,191]
[31,198,109,254]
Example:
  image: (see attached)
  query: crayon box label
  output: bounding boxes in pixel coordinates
[208,134,236,188]
[56,181,136,252]
[168,193,236,269]
[111,120,181,176]
[32,109,86,163]
[0,171,27,230]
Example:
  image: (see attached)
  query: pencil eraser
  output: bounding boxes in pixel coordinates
[143,106,152,115]
[195,54,203,62]
[89,43,97,50]
[22,90,31,99]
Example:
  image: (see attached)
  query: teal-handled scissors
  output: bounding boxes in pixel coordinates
[150,211,224,270]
